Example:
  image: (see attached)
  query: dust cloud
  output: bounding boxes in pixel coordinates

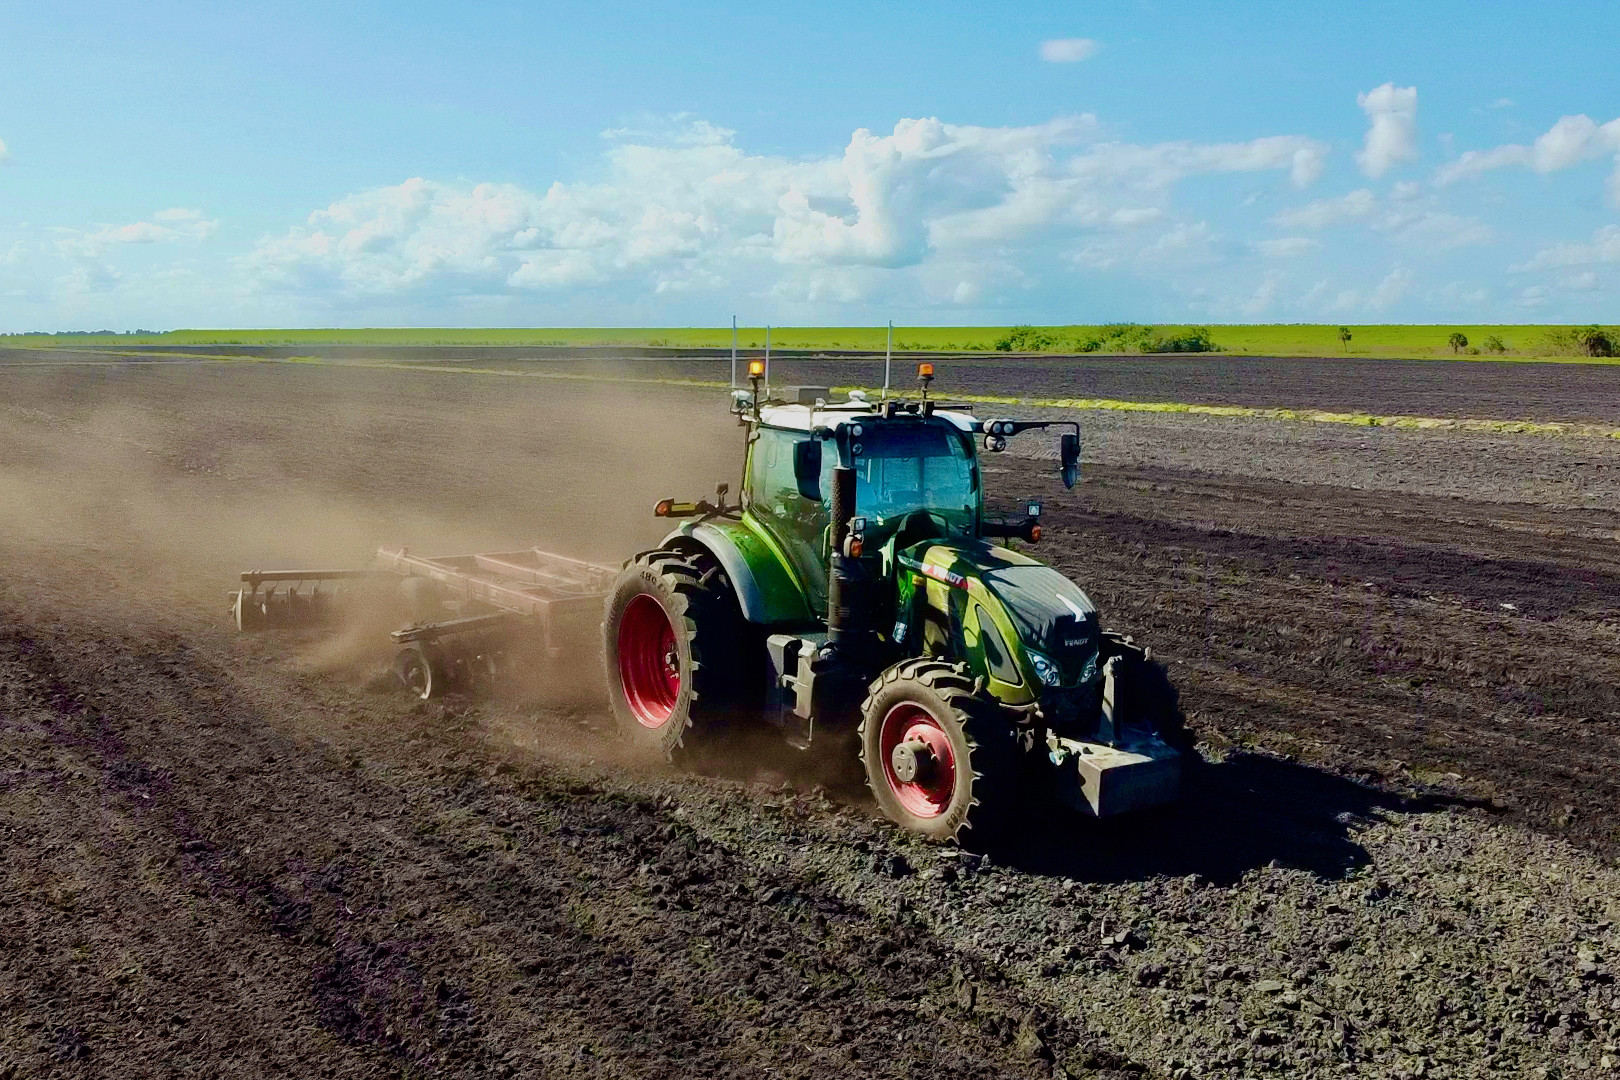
[0,359,742,705]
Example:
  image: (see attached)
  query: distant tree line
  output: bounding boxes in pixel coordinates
[1335,327,1613,358]
[0,329,160,337]
[993,324,1220,353]
[1541,325,1617,357]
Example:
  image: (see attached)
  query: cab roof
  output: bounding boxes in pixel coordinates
[755,400,979,433]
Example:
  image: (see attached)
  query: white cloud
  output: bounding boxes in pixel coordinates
[1533,114,1620,171]
[1270,187,1488,251]
[0,137,9,165]
[245,115,1327,303]
[1325,267,1414,313]
[1070,221,1221,272]
[1368,266,1412,309]
[599,117,736,147]
[1513,224,1620,271]
[1487,98,1514,111]
[1435,113,1620,201]
[1039,38,1099,63]
[1272,188,1378,228]
[1356,83,1419,178]
[56,210,218,256]
[43,91,1620,325]
[1433,280,1488,308]
[153,207,210,225]
[1254,236,1319,258]
[1108,207,1163,227]
[1070,135,1328,190]
[1242,270,1281,315]
[1433,143,1532,184]
[58,261,121,295]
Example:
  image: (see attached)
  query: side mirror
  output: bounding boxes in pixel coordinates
[793,439,823,500]
[1059,432,1080,489]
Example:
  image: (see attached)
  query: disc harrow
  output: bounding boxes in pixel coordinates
[233,546,615,698]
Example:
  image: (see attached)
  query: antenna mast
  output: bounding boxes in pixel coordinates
[882,320,893,401]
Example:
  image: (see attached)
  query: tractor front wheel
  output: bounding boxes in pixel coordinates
[858,659,1017,845]
[602,548,744,762]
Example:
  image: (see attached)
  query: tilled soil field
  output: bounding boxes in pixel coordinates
[2,355,1618,1079]
[10,345,1620,424]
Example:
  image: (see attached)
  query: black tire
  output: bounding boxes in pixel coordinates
[601,547,744,762]
[1101,632,1193,753]
[393,642,443,700]
[858,658,1017,845]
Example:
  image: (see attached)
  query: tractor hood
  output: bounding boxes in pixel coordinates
[978,560,1100,686]
[979,561,1098,657]
[908,541,1101,687]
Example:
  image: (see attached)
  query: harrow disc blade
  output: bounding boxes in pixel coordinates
[230,587,337,632]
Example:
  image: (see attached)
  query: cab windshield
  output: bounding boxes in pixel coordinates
[828,422,978,535]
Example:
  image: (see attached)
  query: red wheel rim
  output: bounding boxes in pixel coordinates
[878,703,958,818]
[617,594,680,728]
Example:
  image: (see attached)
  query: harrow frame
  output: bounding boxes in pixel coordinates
[233,545,616,698]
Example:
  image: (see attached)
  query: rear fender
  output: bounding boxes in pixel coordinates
[663,521,814,626]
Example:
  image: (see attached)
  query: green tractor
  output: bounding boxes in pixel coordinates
[602,365,1187,843]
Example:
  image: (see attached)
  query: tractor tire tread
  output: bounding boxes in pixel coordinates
[602,547,745,762]
[858,658,1018,847]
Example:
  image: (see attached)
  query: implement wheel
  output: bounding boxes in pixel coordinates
[393,642,444,701]
[858,658,1016,845]
[230,589,264,632]
[602,548,744,762]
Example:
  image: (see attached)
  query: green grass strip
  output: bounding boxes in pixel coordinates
[10,323,1620,364]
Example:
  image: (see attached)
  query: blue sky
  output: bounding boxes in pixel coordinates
[2,0,1618,330]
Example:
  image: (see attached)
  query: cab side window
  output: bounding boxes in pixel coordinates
[747,426,829,605]
[747,427,806,519]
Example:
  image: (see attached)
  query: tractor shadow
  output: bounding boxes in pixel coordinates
[993,751,1494,885]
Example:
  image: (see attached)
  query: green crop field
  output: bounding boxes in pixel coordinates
[4,324,1619,362]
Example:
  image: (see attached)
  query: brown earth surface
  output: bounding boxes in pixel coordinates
[2,356,1618,1079]
[8,344,1620,424]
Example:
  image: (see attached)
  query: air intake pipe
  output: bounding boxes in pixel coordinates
[827,462,857,645]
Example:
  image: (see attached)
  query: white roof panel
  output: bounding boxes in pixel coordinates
[756,403,979,433]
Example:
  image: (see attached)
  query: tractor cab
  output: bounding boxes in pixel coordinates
[741,395,983,612]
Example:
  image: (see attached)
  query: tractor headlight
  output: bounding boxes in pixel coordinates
[1026,649,1063,688]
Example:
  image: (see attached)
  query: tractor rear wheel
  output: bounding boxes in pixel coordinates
[602,548,744,762]
[858,658,1017,845]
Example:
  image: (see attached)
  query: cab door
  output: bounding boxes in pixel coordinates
[744,425,830,615]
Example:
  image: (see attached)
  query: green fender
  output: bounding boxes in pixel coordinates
[663,520,815,626]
